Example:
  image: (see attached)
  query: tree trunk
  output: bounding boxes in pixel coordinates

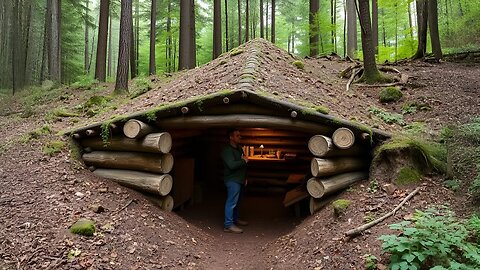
[135,0,139,73]
[245,0,249,42]
[309,0,319,57]
[95,0,109,82]
[408,2,413,39]
[149,0,157,75]
[372,0,378,54]
[346,0,356,58]
[83,151,174,174]
[260,0,264,38]
[107,8,112,78]
[306,171,368,198]
[224,0,229,51]
[213,0,222,58]
[166,0,172,72]
[428,0,443,59]
[237,0,241,45]
[84,0,89,73]
[114,0,132,93]
[271,0,275,43]
[11,0,18,94]
[81,132,173,154]
[265,0,269,39]
[130,19,137,79]
[357,0,382,83]
[179,0,195,70]
[310,157,367,177]
[49,0,61,83]
[413,0,428,58]
[93,168,173,196]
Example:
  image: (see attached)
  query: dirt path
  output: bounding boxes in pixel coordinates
[177,186,304,269]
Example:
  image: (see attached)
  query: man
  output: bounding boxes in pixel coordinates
[221,129,249,233]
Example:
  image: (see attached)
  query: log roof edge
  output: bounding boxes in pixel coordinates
[65,89,391,142]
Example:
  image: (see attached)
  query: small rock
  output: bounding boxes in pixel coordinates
[75,192,85,198]
[383,184,396,195]
[98,188,108,193]
[89,204,105,213]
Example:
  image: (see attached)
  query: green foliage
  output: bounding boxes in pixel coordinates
[332,199,351,216]
[27,124,52,140]
[47,108,80,122]
[42,140,65,156]
[67,248,82,260]
[70,218,96,236]
[71,75,99,90]
[363,254,378,270]
[292,60,305,70]
[443,179,461,192]
[144,110,157,122]
[375,136,447,173]
[79,95,113,117]
[368,107,405,125]
[379,86,403,103]
[129,76,153,99]
[401,102,418,115]
[439,127,454,143]
[379,207,480,270]
[403,122,426,135]
[395,167,422,186]
[368,179,380,193]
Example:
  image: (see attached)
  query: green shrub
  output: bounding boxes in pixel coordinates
[71,75,99,89]
[364,254,378,270]
[379,86,403,103]
[444,179,461,192]
[368,107,405,125]
[292,60,305,70]
[404,122,426,135]
[70,218,96,236]
[395,167,422,186]
[379,207,480,270]
[402,102,418,114]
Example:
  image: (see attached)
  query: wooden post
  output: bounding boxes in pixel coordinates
[93,168,173,196]
[83,151,174,174]
[310,157,367,177]
[306,171,368,198]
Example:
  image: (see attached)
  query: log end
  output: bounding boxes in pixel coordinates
[332,128,355,149]
[123,119,142,139]
[161,153,175,174]
[306,178,324,199]
[161,195,174,211]
[310,158,320,177]
[158,132,173,154]
[158,174,173,196]
[308,135,331,157]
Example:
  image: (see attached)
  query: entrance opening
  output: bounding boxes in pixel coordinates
[169,127,315,232]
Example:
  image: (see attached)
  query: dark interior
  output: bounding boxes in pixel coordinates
[168,127,317,228]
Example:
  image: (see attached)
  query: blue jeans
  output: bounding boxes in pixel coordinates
[224,181,243,228]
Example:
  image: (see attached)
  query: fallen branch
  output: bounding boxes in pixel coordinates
[339,64,362,78]
[345,187,421,237]
[114,199,137,214]
[346,68,363,92]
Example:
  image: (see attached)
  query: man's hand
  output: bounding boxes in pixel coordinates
[241,154,249,163]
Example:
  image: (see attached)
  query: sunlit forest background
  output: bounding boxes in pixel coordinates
[0,0,479,90]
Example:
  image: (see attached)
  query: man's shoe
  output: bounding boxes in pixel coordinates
[224,224,243,233]
[234,219,249,226]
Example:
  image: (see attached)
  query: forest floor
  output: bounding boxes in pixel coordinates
[0,40,479,269]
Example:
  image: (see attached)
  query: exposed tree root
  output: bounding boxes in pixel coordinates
[346,68,363,92]
[342,63,409,90]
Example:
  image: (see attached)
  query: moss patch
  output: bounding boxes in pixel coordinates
[292,60,305,70]
[70,218,96,236]
[379,86,402,103]
[230,48,244,57]
[395,167,422,186]
[332,199,351,216]
[42,140,65,156]
[374,136,447,173]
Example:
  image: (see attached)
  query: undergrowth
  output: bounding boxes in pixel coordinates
[379,206,480,270]
[368,107,405,125]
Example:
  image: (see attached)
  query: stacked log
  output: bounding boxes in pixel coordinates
[304,127,369,214]
[81,119,176,211]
